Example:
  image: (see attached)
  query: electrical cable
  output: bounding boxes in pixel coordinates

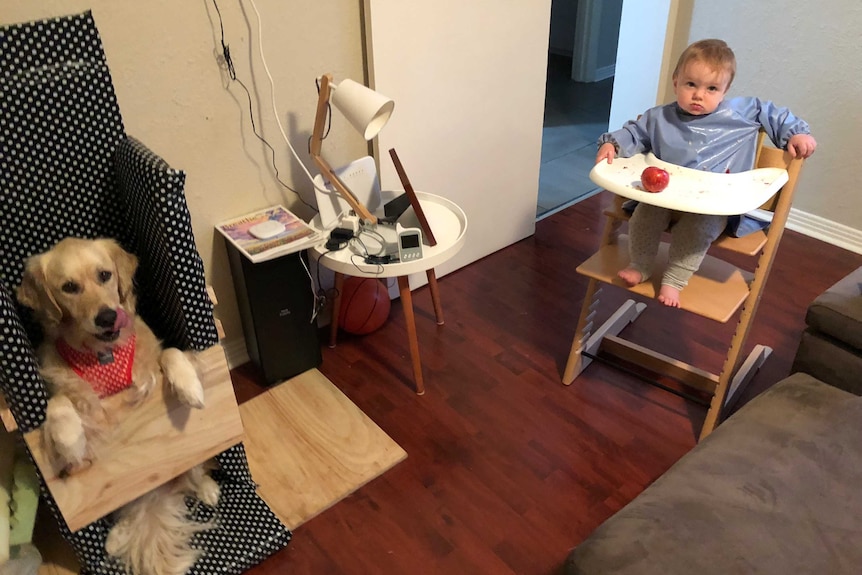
[212,0,339,319]
[350,253,384,275]
[245,0,335,197]
[297,251,324,324]
[354,228,387,256]
[211,0,317,211]
[213,0,379,321]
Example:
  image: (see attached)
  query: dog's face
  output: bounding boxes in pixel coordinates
[17,238,138,351]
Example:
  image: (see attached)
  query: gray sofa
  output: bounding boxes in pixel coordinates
[791,265,862,396]
[566,268,862,575]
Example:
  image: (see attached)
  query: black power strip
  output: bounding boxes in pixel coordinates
[325,227,354,251]
[330,227,354,242]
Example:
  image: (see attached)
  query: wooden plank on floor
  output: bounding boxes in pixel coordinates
[241,368,407,529]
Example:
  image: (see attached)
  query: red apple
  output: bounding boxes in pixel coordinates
[641,166,670,192]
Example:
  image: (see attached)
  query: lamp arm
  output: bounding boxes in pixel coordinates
[310,73,378,224]
[310,74,332,158]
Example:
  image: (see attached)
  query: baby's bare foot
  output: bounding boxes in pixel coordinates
[617,267,643,286]
[658,285,681,308]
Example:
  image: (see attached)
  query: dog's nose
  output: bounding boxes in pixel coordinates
[95,308,118,329]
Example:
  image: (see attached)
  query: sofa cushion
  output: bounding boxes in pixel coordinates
[566,373,862,575]
[805,266,862,350]
[792,328,862,396]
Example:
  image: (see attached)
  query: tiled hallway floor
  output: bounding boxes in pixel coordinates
[538,53,614,219]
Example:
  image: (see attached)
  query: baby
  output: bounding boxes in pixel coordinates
[596,39,817,307]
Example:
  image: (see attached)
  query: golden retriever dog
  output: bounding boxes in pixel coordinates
[17,237,219,575]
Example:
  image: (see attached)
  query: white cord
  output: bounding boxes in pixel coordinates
[246,0,338,322]
[246,0,332,194]
[298,251,324,324]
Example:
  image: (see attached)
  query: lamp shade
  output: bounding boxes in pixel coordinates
[330,79,394,141]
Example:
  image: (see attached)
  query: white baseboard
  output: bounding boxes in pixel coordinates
[786,207,862,255]
[220,336,250,371]
[594,64,615,82]
[549,47,573,58]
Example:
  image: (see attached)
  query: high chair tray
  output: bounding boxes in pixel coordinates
[590,153,788,215]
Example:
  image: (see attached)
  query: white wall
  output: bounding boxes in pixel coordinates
[608,0,672,129]
[2,1,367,365]
[688,1,862,250]
[365,0,552,282]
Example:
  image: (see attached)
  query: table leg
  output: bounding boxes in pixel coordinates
[398,276,425,395]
[426,269,445,325]
[329,272,345,348]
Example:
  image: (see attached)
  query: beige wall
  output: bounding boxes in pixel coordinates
[3,1,367,362]
[686,1,862,247]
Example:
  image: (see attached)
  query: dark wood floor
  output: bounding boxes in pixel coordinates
[234,191,862,575]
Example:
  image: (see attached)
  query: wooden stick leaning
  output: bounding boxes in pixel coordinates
[388,148,437,246]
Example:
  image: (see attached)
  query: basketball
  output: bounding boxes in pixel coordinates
[338,277,391,335]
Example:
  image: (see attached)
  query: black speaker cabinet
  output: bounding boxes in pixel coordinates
[226,245,322,384]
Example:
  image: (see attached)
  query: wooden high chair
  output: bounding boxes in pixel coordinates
[562,135,805,441]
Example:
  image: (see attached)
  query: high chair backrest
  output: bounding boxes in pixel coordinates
[711,139,804,258]
[755,144,804,213]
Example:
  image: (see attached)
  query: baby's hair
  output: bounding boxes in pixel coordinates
[673,39,736,87]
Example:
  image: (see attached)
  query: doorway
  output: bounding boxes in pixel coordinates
[538,0,621,220]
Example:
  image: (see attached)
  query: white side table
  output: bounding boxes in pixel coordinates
[310,191,468,394]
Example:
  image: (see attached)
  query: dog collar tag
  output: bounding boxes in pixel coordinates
[98,350,115,365]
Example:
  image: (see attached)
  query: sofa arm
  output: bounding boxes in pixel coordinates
[804,266,862,350]
[792,328,862,396]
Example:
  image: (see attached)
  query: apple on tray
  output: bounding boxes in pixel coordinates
[641,166,670,192]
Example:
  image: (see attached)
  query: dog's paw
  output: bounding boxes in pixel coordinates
[196,475,221,507]
[160,348,205,409]
[45,397,89,475]
[105,519,132,557]
[59,457,93,479]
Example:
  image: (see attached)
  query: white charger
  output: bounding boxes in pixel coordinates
[248,220,286,239]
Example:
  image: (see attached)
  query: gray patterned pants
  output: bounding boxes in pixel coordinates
[628,203,727,290]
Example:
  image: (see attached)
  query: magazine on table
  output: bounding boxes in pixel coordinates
[216,205,323,263]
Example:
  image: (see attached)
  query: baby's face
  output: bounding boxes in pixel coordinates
[673,60,730,115]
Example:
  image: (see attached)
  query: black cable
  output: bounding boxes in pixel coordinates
[211,0,317,212]
[350,253,383,275]
[349,236,369,258]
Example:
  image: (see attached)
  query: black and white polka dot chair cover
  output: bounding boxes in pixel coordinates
[0,11,291,573]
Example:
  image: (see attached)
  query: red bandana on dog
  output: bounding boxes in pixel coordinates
[55,336,137,398]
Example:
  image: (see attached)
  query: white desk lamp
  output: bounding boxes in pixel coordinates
[310,74,394,225]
